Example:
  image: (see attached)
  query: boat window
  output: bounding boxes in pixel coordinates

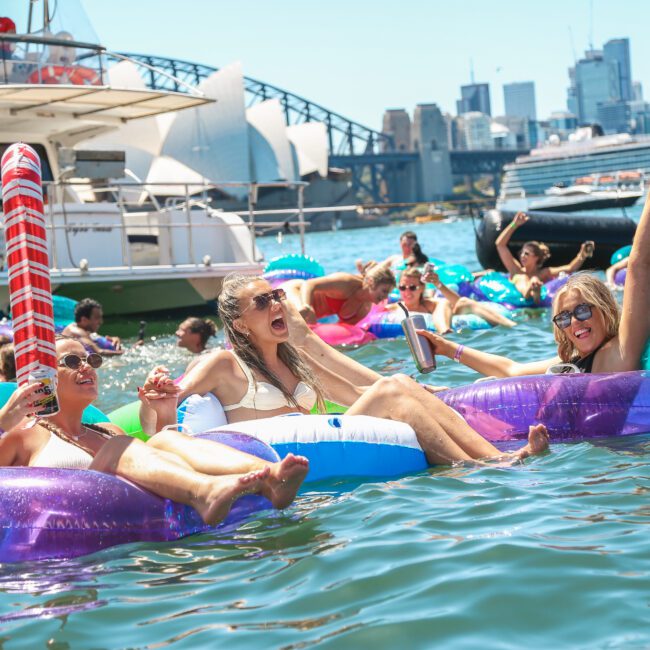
[0,143,53,182]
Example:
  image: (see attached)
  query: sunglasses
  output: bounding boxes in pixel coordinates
[552,303,593,330]
[399,284,420,291]
[251,288,286,311]
[58,352,104,370]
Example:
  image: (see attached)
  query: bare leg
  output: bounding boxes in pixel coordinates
[453,297,517,328]
[147,429,309,509]
[432,299,453,334]
[90,436,270,525]
[346,374,497,463]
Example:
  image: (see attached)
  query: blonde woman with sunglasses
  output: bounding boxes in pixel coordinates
[0,337,310,525]
[417,193,650,376]
[149,275,550,465]
[392,267,516,333]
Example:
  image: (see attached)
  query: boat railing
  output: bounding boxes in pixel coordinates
[30,179,360,273]
[0,34,200,95]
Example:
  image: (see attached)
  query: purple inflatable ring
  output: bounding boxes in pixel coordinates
[440,371,650,443]
[0,431,278,563]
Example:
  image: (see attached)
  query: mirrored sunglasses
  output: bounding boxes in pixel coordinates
[252,288,286,311]
[58,352,104,370]
[552,303,593,330]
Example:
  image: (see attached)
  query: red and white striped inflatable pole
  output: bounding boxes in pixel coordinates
[1,143,58,393]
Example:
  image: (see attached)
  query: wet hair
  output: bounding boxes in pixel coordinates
[0,343,15,382]
[218,274,326,412]
[405,243,429,267]
[361,261,396,289]
[184,317,217,348]
[552,273,620,362]
[400,230,417,242]
[74,298,102,323]
[521,241,551,267]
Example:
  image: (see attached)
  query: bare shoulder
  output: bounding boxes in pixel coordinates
[97,422,126,436]
[420,298,437,313]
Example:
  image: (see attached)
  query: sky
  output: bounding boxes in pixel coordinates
[76,0,650,131]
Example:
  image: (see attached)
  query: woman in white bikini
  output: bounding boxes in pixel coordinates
[146,275,549,466]
[0,337,309,525]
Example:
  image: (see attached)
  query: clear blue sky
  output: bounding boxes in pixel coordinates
[83,0,650,131]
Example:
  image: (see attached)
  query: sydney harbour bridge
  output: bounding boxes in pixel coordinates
[118,53,527,204]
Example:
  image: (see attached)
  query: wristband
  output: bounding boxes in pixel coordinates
[509,221,518,230]
[454,344,465,363]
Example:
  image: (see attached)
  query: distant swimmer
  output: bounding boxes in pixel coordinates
[496,211,594,303]
[418,192,650,376]
[356,230,428,273]
[392,266,516,333]
[61,298,123,356]
[282,262,395,325]
[175,317,217,354]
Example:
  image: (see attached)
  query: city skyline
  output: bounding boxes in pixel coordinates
[82,0,650,131]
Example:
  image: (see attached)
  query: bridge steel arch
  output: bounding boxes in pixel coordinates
[114,53,528,203]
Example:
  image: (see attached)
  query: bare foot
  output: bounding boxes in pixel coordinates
[194,466,270,526]
[514,424,550,461]
[262,453,310,509]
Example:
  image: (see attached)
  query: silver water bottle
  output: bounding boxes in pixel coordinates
[399,306,436,374]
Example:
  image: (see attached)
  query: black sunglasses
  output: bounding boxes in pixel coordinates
[252,288,286,311]
[399,284,419,291]
[552,303,593,330]
[58,352,104,370]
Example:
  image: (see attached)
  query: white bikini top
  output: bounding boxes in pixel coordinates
[223,352,317,412]
[30,432,94,470]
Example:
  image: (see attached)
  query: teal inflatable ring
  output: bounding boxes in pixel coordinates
[264,254,324,277]
[610,245,632,265]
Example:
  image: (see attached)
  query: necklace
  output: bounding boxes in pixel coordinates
[40,420,115,448]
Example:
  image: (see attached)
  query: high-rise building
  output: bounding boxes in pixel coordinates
[460,112,492,150]
[633,81,644,102]
[381,109,412,152]
[503,81,537,120]
[604,38,632,102]
[411,103,452,199]
[597,100,631,134]
[572,49,619,123]
[456,83,491,116]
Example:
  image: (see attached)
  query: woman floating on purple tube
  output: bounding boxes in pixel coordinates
[420,191,650,377]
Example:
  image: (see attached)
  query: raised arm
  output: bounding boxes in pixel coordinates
[495,211,527,275]
[616,193,650,368]
[423,268,461,307]
[285,298,381,387]
[418,330,559,377]
[548,241,593,276]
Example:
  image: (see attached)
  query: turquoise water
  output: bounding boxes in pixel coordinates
[2,219,650,648]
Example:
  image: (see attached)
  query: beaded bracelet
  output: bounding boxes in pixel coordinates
[454,344,465,363]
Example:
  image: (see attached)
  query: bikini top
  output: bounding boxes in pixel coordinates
[222,352,317,412]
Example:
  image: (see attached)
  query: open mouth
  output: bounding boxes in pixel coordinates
[271,316,286,331]
[574,326,591,339]
[77,377,94,385]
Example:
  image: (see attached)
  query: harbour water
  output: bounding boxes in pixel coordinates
[2,217,649,648]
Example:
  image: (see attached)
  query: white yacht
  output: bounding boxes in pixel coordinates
[498,128,650,213]
[0,2,266,315]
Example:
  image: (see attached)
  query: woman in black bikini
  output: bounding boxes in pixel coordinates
[418,191,650,376]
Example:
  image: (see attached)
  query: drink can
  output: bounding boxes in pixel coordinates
[28,367,60,417]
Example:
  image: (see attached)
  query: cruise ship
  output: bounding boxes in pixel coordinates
[498,129,650,212]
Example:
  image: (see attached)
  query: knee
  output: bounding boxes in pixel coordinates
[90,435,139,474]
[453,297,472,313]
[146,427,190,450]
[369,373,417,400]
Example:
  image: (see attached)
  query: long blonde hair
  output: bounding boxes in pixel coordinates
[552,273,620,361]
[218,274,326,412]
